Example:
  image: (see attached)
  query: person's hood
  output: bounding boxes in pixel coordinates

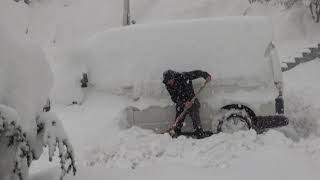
[162,69,177,84]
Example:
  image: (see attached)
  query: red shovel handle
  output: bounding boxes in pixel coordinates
[171,81,208,129]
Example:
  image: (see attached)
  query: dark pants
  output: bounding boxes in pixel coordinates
[175,98,202,131]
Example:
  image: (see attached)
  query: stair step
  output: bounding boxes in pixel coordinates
[295,57,311,63]
[309,47,318,53]
[302,52,317,60]
[282,44,320,72]
[285,62,298,70]
[302,52,309,57]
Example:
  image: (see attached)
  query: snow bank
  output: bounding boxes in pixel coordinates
[85,128,304,170]
[30,128,320,180]
[285,59,320,109]
[281,59,320,139]
[67,17,275,98]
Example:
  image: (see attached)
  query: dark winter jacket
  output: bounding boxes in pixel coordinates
[163,70,210,107]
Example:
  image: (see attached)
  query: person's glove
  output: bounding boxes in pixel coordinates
[206,75,212,83]
[184,101,193,109]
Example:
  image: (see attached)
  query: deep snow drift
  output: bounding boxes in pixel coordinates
[283,59,320,139]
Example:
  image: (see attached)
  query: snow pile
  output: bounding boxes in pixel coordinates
[294,137,320,161]
[281,59,320,139]
[86,128,318,171]
[30,128,320,180]
[86,128,262,169]
[285,59,320,108]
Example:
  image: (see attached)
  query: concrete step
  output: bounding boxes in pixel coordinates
[294,57,309,63]
[285,62,298,70]
[282,43,320,72]
[309,47,319,54]
[281,62,288,67]
[302,52,317,60]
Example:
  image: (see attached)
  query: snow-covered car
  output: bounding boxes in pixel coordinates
[79,16,288,134]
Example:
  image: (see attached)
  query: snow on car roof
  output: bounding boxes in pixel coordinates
[75,17,276,95]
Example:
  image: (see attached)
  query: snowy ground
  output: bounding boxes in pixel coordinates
[29,59,320,180]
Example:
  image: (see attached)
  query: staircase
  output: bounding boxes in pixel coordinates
[281,43,320,72]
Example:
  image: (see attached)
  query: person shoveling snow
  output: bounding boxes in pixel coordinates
[162,70,211,138]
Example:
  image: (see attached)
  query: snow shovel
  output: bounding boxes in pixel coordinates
[164,81,209,136]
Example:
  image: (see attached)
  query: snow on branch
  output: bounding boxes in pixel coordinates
[37,112,77,180]
[0,104,32,180]
[0,104,76,180]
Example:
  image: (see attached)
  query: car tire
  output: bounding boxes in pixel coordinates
[216,109,252,133]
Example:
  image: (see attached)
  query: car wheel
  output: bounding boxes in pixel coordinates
[216,109,252,133]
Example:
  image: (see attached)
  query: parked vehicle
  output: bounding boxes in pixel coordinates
[83,17,288,134]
